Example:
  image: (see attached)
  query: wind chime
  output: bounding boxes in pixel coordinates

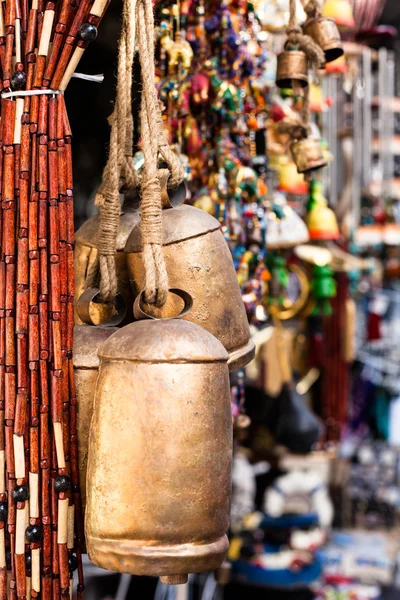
[0,0,109,596]
[73,0,253,587]
[276,0,343,178]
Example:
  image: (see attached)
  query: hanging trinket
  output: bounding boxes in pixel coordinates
[73,326,117,517]
[125,204,254,372]
[86,302,232,583]
[306,179,340,239]
[85,0,233,585]
[310,265,337,316]
[276,0,325,90]
[303,0,343,64]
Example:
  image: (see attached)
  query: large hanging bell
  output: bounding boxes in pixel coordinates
[85,310,232,583]
[74,192,140,325]
[124,205,254,371]
[73,325,117,516]
[290,137,327,174]
[276,46,308,89]
[303,17,343,63]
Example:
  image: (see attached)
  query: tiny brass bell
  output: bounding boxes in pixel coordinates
[124,205,254,371]
[73,325,118,519]
[303,17,343,63]
[74,193,140,325]
[85,318,232,582]
[276,47,308,89]
[290,138,327,174]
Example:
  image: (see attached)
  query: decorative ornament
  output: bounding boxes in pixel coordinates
[266,195,310,249]
[310,265,337,316]
[303,0,343,63]
[306,180,340,240]
[321,0,355,30]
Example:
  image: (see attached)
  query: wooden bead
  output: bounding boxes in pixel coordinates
[29,473,39,519]
[37,8,54,56]
[31,548,40,592]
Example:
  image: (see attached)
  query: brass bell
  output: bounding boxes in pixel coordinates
[290,137,327,174]
[85,304,232,583]
[303,17,343,63]
[276,46,308,89]
[74,192,140,325]
[124,205,254,371]
[73,325,118,518]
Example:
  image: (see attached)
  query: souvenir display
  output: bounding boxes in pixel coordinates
[43,0,400,597]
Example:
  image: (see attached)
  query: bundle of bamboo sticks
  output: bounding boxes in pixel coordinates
[0,0,110,597]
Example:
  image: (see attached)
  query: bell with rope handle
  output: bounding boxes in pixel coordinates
[303,16,343,63]
[276,43,308,90]
[290,137,327,174]
[73,325,118,525]
[74,189,140,326]
[85,289,232,583]
[124,204,254,371]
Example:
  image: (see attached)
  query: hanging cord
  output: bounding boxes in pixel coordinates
[304,0,321,19]
[89,0,137,302]
[286,0,325,69]
[136,0,184,307]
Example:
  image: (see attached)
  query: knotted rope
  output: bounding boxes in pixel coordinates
[304,0,321,19]
[136,0,184,307]
[286,0,325,70]
[88,0,137,302]
[91,0,183,305]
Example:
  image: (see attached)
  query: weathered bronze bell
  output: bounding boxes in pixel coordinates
[303,17,343,63]
[73,325,118,517]
[85,316,232,583]
[74,192,140,325]
[290,137,327,174]
[276,47,308,89]
[124,205,254,371]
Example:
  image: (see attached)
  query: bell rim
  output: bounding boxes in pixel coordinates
[98,319,230,363]
[86,534,229,577]
[228,339,255,372]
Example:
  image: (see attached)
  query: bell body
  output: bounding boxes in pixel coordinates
[303,17,343,63]
[291,138,327,174]
[276,50,308,89]
[73,325,118,516]
[74,203,140,325]
[85,320,232,580]
[125,205,254,371]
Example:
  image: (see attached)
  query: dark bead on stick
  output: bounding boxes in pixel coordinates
[68,555,78,573]
[11,70,27,90]
[0,502,7,522]
[26,524,43,542]
[12,484,29,502]
[79,22,97,42]
[54,475,71,493]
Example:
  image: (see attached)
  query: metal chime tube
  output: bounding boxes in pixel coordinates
[352,53,363,230]
[362,47,372,191]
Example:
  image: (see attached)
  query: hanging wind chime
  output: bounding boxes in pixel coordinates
[275,0,335,178]
[0,0,109,596]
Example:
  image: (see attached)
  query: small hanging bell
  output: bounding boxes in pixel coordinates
[85,293,232,583]
[73,325,118,518]
[74,191,140,325]
[303,17,343,63]
[124,205,254,371]
[276,45,308,89]
[290,137,327,174]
